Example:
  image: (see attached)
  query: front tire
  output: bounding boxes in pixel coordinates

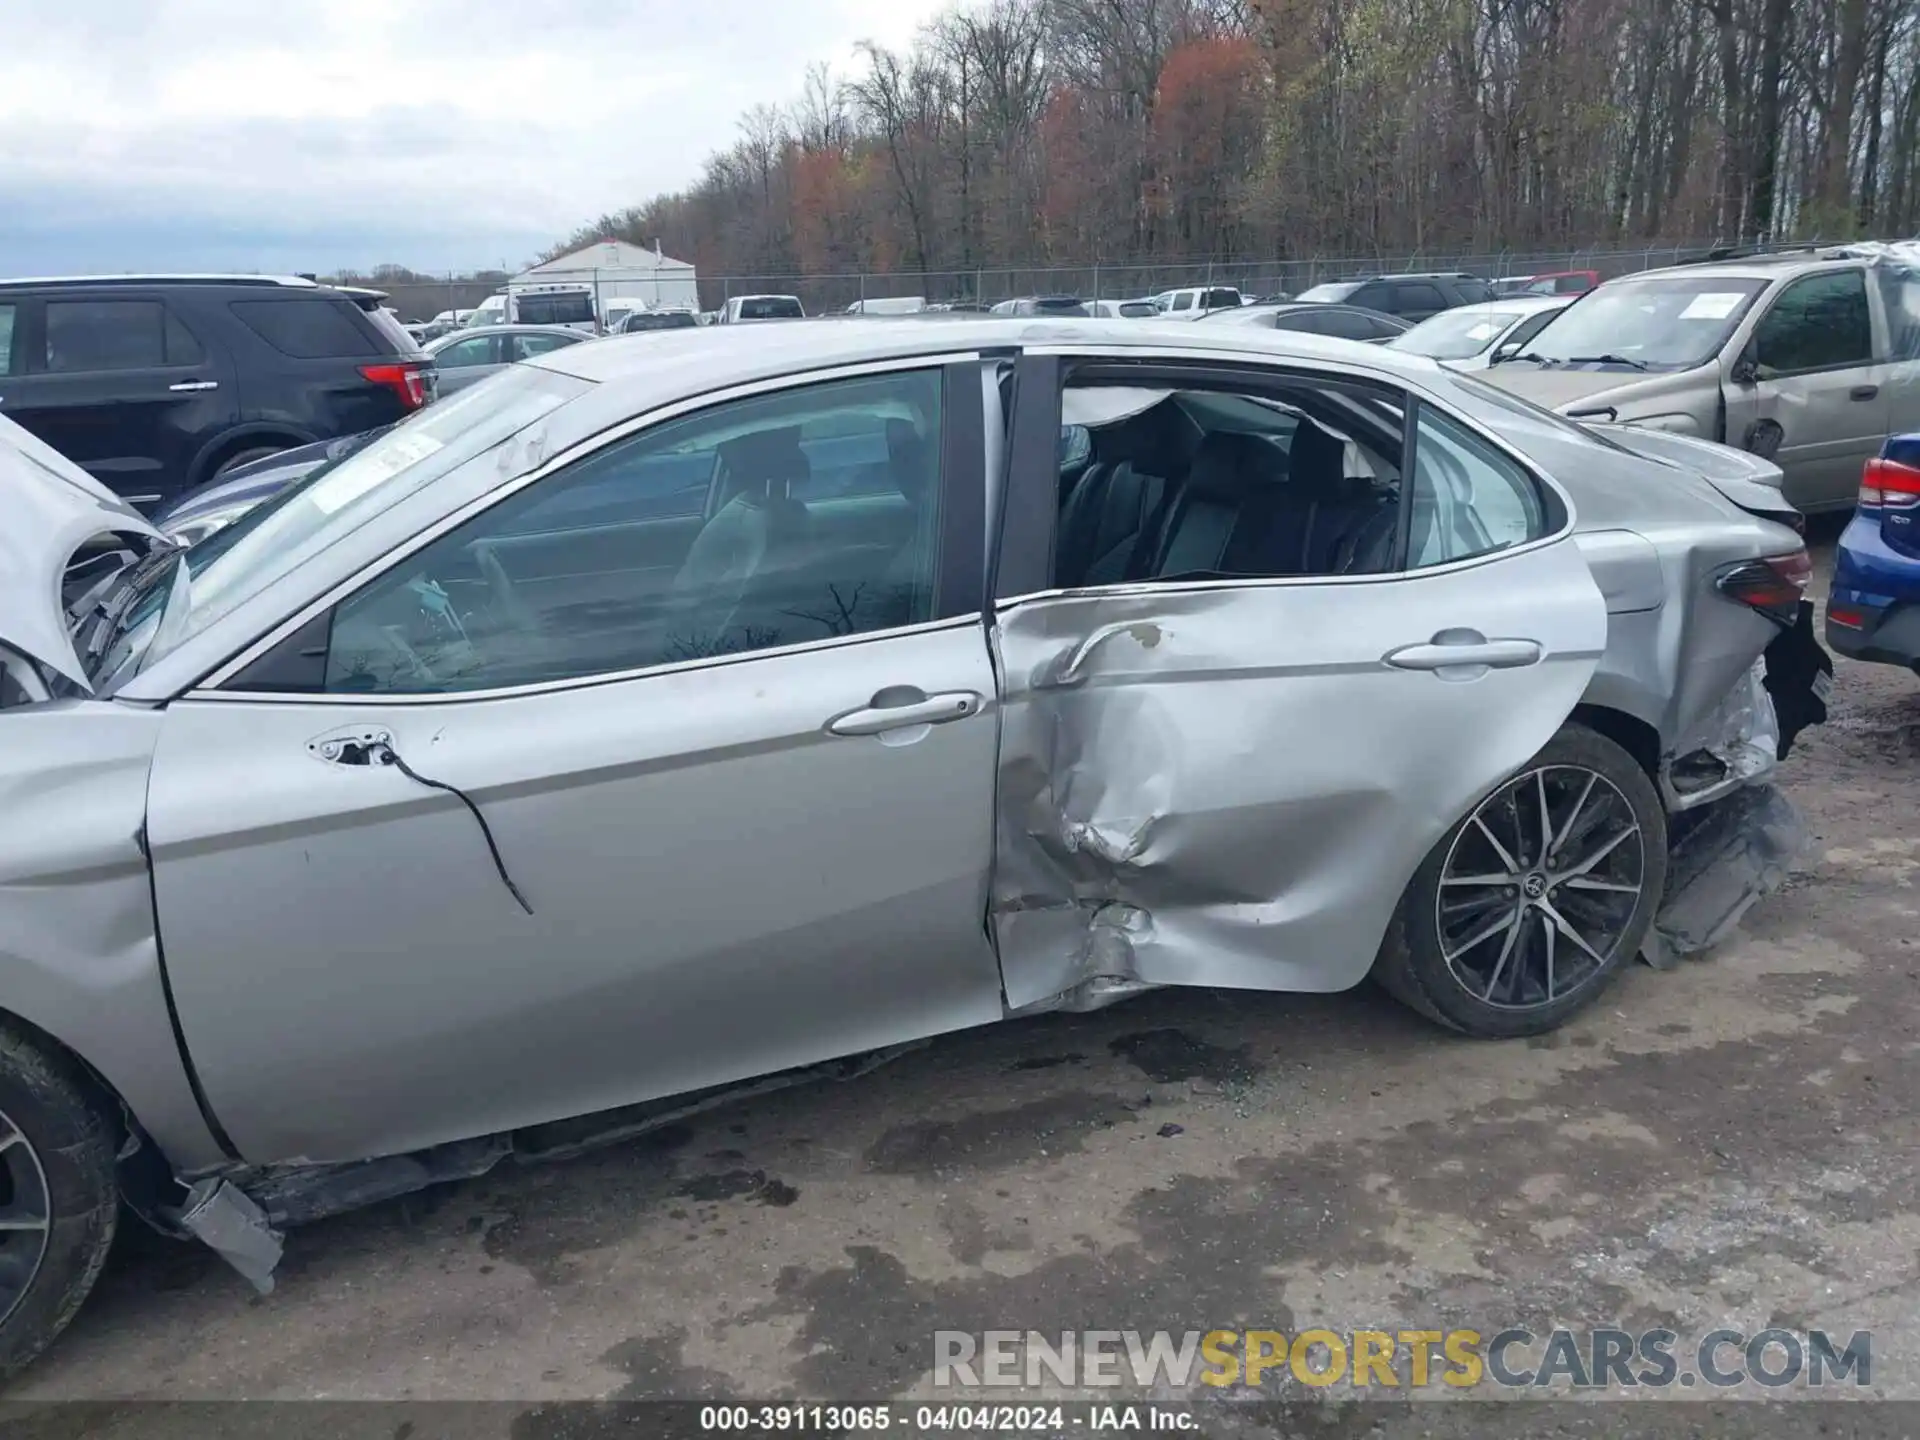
[0,1023,119,1380]
[1375,725,1667,1037]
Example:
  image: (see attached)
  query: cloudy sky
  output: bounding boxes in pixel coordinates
[2,0,955,277]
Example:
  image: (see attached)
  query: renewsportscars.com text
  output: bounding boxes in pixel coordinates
[933,1327,1872,1390]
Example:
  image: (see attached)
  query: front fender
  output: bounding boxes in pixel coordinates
[0,702,227,1172]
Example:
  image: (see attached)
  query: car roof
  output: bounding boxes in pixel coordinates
[1632,251,1868,283]
[533,316,1443,394]
[0,273,325,290]
[430,323,585,343]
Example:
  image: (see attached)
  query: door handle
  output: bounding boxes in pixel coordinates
[168,380,219,393]
[827,687,982,737]
[1850,384,1880,401]
[1384,637,1543,672]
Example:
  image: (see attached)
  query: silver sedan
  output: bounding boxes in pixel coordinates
[0,319,1832,1374]
[424,322,590,393]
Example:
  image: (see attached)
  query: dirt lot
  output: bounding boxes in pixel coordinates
[9,531,1920,1429]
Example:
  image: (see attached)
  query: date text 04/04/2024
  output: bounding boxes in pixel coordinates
[697,1405,1197,1431]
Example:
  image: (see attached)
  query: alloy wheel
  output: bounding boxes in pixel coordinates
[0,1108,51,1328]
[1436,765,1647,1011]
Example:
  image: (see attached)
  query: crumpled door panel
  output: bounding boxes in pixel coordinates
[989,549,1608,1010]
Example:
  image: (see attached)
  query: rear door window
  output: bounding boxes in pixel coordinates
[45,300,173,373]
[1395,282,1448,314]
[231,299,380,359]
[0,304,17,376]
[1409,404,1548,567]
[510,332,579,361]
[1753,270,1873,374]
[434,335,499,368]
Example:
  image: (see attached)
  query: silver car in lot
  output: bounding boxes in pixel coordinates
[424,322,589,394]
[1485,248,1920,512]
[1389,295,1571,371]
[0,319,1831,1373]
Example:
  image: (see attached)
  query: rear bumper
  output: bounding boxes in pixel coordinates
[1644,783,1808,968]
[1825,601,1920,672]
[1828,517,1920,673]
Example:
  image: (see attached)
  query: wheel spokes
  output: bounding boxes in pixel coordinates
[1480,906,1527,1001]
[1438,764,1648,1013]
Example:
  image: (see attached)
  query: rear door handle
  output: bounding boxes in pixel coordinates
[827,687,982,737]
[168,380,219,393]
[1850,384,1880,401]
[1385,637,1543,672]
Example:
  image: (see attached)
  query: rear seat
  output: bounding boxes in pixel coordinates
[1055,461,1172,587]
[1147,421,1396,579]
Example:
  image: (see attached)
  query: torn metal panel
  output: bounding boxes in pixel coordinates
[989,543,1608,1009]
[1643,783,1809,968]
[176,1178,283,1295]
[1660,661,1781,810]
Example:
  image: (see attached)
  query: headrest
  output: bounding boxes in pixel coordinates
[1182,431,1274,500]
[885,417,934,503]
[1282,418,1351,499]
[716,426,808,504]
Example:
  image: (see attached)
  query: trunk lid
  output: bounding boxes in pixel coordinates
[0,415,166,690]
[1586,423,1799,526]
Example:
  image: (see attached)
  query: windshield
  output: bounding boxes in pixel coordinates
[97,365,588,686]
[1393,306,1531,359]
[1296,282,1362,303]
[1517,276,1768,368]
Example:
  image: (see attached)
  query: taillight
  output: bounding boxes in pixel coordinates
[1715,550,1811,626]
[1828,605,1866,629]
[1860,455,1920,507]
[359,361,430,412]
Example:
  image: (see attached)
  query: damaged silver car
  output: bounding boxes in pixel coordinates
[0,319,1830,1373]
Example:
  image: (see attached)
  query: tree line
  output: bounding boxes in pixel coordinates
[559,0,1919,284]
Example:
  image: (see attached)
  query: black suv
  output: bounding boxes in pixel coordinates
[1293,272,1496,322]
[0,275,432,512]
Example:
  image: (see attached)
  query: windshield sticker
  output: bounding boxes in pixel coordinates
[1467,321,1506,341]
[1681,292,1746,320]
[310,432,446,515]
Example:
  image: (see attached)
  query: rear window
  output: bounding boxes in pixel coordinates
[1295,282,1362,304]
[737,297,804,320]
[359,305,423,357]
[231,299,380,359]
[514,292,595,326]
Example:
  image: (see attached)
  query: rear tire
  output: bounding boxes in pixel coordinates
[1374,725,1667,1037]
[212,445,286,478]
[0,1024,119,1380]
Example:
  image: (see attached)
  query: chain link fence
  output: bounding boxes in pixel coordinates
[695,238,1835,315]
[365,236,1841,320]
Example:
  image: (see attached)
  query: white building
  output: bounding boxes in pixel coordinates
[511,239,700,316]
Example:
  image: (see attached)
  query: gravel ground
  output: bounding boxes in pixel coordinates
[6,528,1918,1436]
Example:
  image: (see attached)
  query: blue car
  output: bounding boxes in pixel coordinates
[1827,433,1920,676]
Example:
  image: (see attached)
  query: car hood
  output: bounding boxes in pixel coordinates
[0,416,166,689]
[1483,366,1647,410]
